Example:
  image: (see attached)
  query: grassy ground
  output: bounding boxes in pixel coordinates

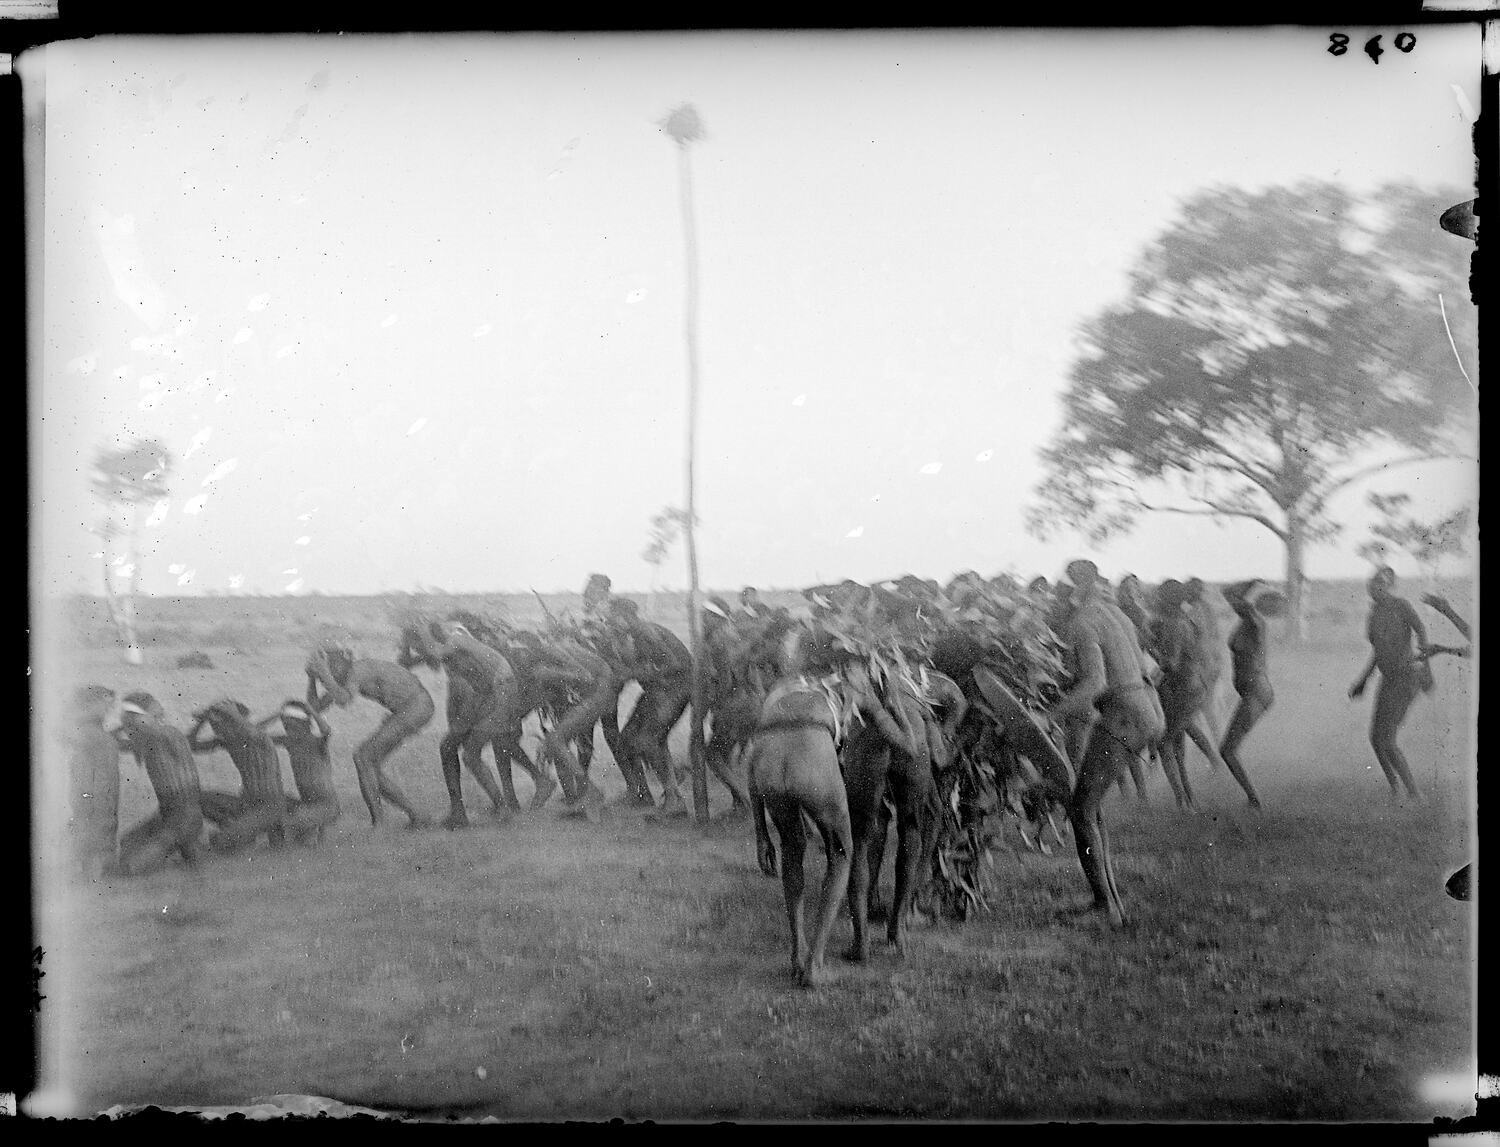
[29,590,1476,1121]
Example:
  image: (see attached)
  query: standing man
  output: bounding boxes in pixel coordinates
[1183,577,1229,745]
[111,692,206,876]
[609,598,695,818]
[306,646,436,828]
[405,615,530,826]
[1049,560,1165,929]
[1149,581,1234,811]
[582,572,614,620]
[1349,567,1428,800]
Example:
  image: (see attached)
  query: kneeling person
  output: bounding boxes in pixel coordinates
[66,684,122,878]
[113,693,206,876]
[261,700,339,845]
[190,699,288,854]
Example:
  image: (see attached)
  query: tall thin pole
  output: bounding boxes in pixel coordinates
[666,106,711,824]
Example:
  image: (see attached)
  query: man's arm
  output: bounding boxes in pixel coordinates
[308,706,333,739]
[1405,600,1430,655]
[855,686,922,758]
[185,714,221,755]
[1050,636,1108,723]
[407,620,453,664]
[1350,651,1379,698]
[306,655,353,708]
[1422,593,1472,641]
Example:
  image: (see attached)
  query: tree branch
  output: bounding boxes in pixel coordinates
[1134,498,1289,541]
[1311,451,1475,510]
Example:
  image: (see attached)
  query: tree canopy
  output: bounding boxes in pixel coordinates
[1026,181,1476,631]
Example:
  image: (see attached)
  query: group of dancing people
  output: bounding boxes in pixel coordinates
[60,563,1471,931]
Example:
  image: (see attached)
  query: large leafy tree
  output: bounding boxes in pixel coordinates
[91,437,173,664]
[1026,182,1476,637]
[1356,493,1473,585]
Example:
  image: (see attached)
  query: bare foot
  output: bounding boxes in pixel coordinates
[561,784,607,823]
[798,962,829,989]
[648,794,691,822]
[441,809,471,831]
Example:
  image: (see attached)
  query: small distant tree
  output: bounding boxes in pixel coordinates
[642,506,693,616]
[90,437,173,664]
[1356,493,1473,588]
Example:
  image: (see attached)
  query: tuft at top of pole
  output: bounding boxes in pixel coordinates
[659,103,706,148]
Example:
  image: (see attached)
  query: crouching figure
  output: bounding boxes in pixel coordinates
[747,679,852,989]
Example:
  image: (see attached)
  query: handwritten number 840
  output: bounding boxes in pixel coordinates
[1329,32,1417,61]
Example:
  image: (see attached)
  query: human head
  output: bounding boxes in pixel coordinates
[119,690,164,730]
[1368,566,1397,600]
[609,597,640,625]
[740,586,762,607]
[324,645,355,685]
[1064,559,1099,591]
[199,698,252,734]
[1223,578,1260,607]
[583,573,613,612]
[449,609,492,640]
[279,700,318,734]
[1184,577,1206,602]
[1155,579,1187,611]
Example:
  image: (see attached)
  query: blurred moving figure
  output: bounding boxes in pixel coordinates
[66,685,121,878]
[1349,567,1427,799]
[1218,580,1280,809]
[110,692,206,876]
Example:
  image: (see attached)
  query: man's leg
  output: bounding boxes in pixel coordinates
[198,790,243,827]
[643,683,692,816]
[440,681,494,827]
[615,693,657,806]
[286,797,338,844]
[803,798,854,986]
[358,712,430,828]
[210,797,287,853]
[1067,704,1145,928]
[1218,688,1269,808]
[766,793,809,977]
[1371,673,1421,797]
[540,680,617,814]
[842,738,889,964]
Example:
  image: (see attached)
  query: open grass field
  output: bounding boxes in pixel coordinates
[28,584,1477,1121]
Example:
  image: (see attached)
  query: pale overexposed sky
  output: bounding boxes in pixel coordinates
[26,28,1481,596]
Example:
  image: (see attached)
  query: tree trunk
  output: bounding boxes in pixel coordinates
[1283,519,1309,643]
[122,510,145,664]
